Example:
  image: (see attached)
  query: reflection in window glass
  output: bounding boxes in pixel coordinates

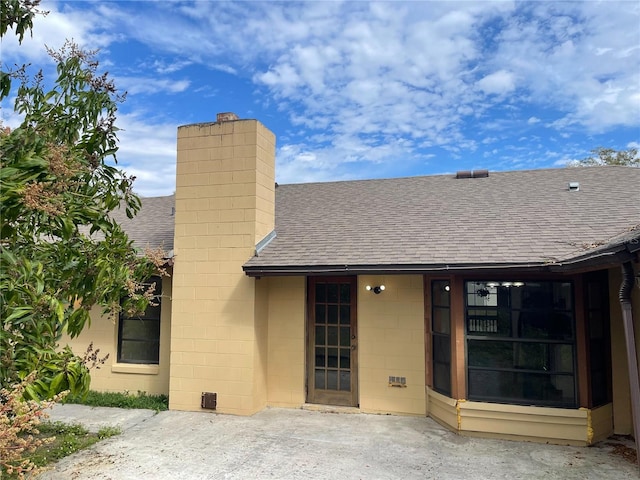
[118,277,162,365]
[465,280,576,408]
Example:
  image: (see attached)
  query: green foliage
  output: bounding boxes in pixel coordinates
[0,0,45,42]
[0,373,61,479]
[572,147,640,167]
[12,421,120,476]
[1,0,162,400]
[97,425,122,439]
[64,390,169,412]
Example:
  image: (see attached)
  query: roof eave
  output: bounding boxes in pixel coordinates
[243,261,556,277]
[244,248,639,278]
[549,241,639,273]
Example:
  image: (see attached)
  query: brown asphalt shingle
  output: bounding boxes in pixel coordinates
[112,195,175,254]
[121,167,639,270]
[244,166,640,272]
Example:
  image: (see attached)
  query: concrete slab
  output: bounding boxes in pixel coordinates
[46,404,157,434]
[38,407,638,479]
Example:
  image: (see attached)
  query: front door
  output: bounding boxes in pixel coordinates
[307,277,358,406]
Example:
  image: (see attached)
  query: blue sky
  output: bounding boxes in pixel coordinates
[2,0,639,196]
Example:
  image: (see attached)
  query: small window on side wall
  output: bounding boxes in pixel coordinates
[432,280,451,396]
[117,277,162,364]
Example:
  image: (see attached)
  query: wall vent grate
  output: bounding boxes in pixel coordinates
[388,376,407,387]
[201,392,217,410]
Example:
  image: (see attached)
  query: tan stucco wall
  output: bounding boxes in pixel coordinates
[169,119,275,414]
[62,275,172,396]
[253,276,269,412]
[266,276,306,407]
[357,275,426,415]
[609,264,640,435]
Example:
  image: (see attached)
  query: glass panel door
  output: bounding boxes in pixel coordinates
[308,277,357,406]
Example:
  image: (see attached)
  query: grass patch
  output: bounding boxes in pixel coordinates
[64,390,169,411]
[3,421,121,479]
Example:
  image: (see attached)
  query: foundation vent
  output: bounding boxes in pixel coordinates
[389,376,407,387]
[201,392,217,410]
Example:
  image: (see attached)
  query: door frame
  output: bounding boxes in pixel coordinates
[306,276,358,406]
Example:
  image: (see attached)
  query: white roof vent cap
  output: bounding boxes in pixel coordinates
[568,181,580,192]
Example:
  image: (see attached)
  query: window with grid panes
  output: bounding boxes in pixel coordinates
[117,277,162,364]
[432,280,451,396]
[465,281,576,408]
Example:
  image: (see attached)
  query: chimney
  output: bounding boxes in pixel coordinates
[216,112,239,123]
[170,113,275,415]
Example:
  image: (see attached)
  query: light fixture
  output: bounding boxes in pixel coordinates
[476,288,490,298]
[444,285,450,292]
[366,285,386,294]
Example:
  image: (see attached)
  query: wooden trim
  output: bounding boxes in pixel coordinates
[305,277,314,403]
[304,277,310,402]
[351,277,358,406]
[423,275,433,389]
[424,275,455,396]
[574,275,590,408]
[450,276,466,400]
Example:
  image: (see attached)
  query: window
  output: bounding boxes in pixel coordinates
[432,280,451,396]
[465,281,576,408]
[585,271,611,407]
[117,277,162,364]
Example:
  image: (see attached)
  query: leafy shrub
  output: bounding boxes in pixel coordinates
[0,373,63,479]
[65,390,169,411]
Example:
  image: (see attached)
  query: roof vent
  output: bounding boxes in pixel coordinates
[568,181,580,192]
[455,170,472,179]
[456,170,489,179]
[216,112,239,123]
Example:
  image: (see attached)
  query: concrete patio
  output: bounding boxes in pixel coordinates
[40,405,637,479]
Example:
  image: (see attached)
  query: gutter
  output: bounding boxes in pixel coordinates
[619,261,640,471]
[243,261,556,277]
[243,233,640,277]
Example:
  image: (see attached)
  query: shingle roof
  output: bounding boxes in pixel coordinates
[244,166,640,274]
[112,195,175,254]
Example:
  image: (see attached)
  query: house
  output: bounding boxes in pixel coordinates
[65,113,640,446]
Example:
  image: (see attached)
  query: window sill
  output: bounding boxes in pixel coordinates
[111,363,159,375]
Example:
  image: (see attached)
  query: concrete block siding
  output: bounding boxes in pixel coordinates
[170,118,275,414]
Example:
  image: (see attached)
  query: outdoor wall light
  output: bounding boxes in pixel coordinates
[366,285,385,294]
[444,285,450,292]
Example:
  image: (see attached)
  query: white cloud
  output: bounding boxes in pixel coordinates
[2,0,638,194]
[1,0,117,63]
[115,114,178,196]
[486,1,640,133]
[148,59,192,75]
[117,77,191,96]
[477,70,516,95]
